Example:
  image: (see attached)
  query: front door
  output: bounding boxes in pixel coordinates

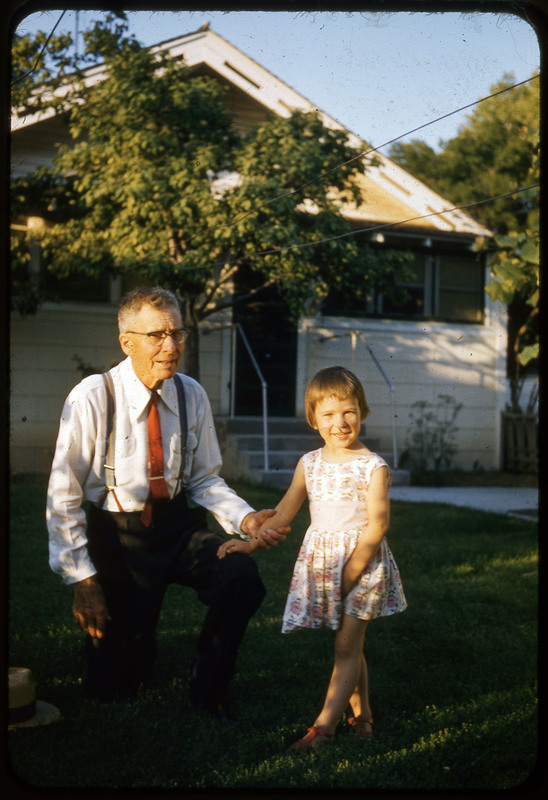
[233,276,297,417]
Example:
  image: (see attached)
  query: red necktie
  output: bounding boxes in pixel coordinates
[141,391,170,526]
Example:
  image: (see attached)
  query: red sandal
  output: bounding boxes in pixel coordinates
[290,724,334,751]
[348,715,374,739]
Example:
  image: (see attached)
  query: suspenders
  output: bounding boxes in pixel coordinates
[101,372,188,510]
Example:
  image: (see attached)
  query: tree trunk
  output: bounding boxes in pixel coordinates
[180,295,201,380]
[184,323,200,381]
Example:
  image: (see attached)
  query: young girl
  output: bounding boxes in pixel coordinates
[218,366,406,749]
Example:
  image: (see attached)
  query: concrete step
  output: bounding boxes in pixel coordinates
[236,434,322,452]
[215,416,409,487]
[217,416,374,438]
[218,416,312,435]
[244,450,304,471]
[236,433,381,452]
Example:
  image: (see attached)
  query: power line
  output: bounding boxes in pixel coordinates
[246,183,540,261]
[13,16,538,236]
[28,180,537,293]
[184,75,539,248]
[167,183,539,274]
[12,11,67,86]
[12,20,539,276]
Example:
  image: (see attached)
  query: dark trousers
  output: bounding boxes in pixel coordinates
[85,494,265,705]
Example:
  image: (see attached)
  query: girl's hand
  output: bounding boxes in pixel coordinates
[341,558,361,597]
[239,459,307,551]
[217,537,260,559]
[341,465,390,596]
[241,509,290,549]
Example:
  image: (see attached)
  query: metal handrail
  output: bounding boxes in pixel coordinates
[231,323,269,471]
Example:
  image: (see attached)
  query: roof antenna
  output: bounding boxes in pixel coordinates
[74,10,79,59]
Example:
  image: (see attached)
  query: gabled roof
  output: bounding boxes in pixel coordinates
[155,28,490,238]
[12,25,491,239]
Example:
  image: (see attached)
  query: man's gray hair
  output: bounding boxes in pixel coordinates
[118,287,180,332]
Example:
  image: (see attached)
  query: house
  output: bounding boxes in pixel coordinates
[10,26,504,482]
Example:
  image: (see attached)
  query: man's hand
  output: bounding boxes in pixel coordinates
[72,576,111,638]
[241,509,290,550]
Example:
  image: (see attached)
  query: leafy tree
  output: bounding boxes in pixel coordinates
[386,139,442,196]
[11,15,411,378]
[389,74,539,234]
[11,11,130,114]
[10,12,132,312]
[11,28,75,113]
[482,150,539,411]
[389,73,540,410]
[10,168,79,314]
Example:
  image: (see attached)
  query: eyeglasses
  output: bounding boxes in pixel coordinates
[126,328,190,346]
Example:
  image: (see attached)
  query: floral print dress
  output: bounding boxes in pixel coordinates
[281,449,407,633]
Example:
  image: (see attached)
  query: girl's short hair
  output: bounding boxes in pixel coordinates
[118,286,180,332]
[305,366,370,427]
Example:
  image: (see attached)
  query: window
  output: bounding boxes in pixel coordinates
[436,255,484,323]
[46,271,112,303]
[323,249,484,324]
[381,253,428,317]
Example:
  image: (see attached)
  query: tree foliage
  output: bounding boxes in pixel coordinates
[389,73,540,411]
[11,14,412,378]
[483,182,539,412]
[11,28,76,113]
[389,74,539,234]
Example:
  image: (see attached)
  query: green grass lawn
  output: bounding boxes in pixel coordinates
[7,478,538,791]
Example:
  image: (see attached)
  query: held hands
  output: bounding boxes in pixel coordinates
[72,575,111,638]
[241,509,290,549]
[217,537,260,559]
[217,509,291,559]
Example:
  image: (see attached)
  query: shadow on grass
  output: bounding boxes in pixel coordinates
[7,480,538,791]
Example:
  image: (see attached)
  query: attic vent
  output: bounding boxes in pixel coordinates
[378,172,412,196]
[278,99,296,112]
[428,206,456,229]
[224,61,261,89]
[427,205,449,217]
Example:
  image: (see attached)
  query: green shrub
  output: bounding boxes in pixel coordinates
[401,394,462,484]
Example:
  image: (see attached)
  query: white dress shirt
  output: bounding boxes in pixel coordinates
[47,357,254,585]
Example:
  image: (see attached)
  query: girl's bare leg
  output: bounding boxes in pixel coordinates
[313,615,368,735]
[349,652,372,719]
[347,652,374,737]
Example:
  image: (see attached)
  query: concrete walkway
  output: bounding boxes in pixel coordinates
[389,486,538,520]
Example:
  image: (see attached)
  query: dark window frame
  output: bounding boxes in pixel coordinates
[323,246,485,325]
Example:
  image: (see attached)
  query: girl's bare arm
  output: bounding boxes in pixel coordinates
[342,466,390,594]
[217,459,307,559]
[255,458,308,534]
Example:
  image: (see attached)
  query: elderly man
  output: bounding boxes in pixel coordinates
[47,286,287,720]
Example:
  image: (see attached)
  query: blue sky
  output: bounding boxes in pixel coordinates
[14,7,540,153]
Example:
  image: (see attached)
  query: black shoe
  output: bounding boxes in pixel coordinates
[194,702,232,725]
[207,704,231,725]
[190,692,232,725]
